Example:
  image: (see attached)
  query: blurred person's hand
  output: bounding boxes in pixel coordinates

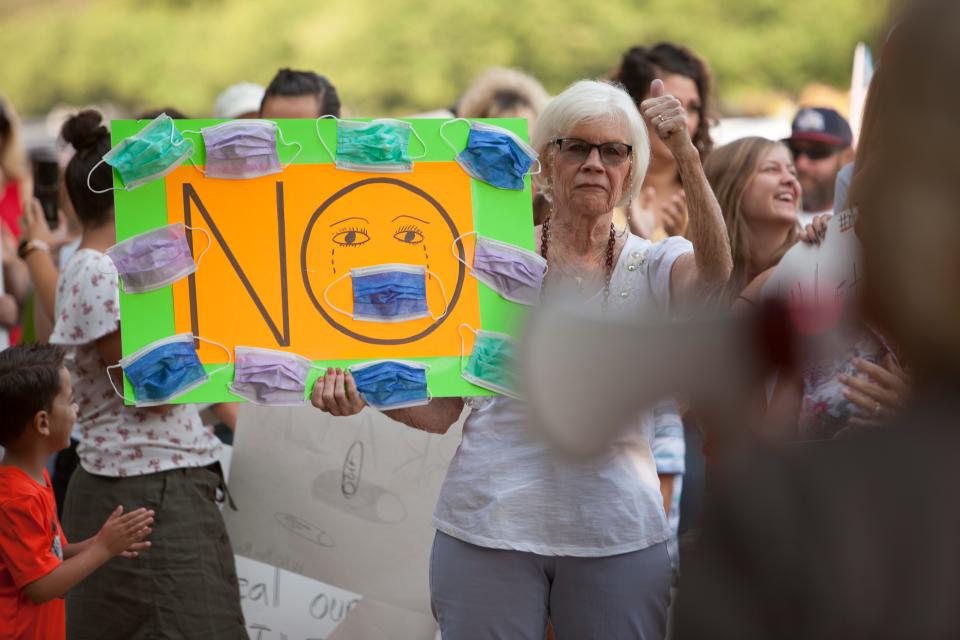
[1,223,17,267]
[661,190,689,237]
[0,293,18,328]
[841,354,909,425]
[801,214,831,245]
[640,79,698,160]
[20,197,68,249]
[629,187,658,238]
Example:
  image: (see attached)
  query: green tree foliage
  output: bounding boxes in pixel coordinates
[0,0,887,117]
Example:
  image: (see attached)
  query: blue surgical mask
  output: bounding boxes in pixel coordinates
[323,263,449,323]
[185,120,302,180]
[349,360,430,410]
[316,116,426,173]
[440,119,540,190]
[107,333,230,406]
[459,324,522,399]
[88,113,194,193]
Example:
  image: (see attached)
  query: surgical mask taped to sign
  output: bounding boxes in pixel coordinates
[452,232,547,306]
[88,113,194,192]
[440,119,540,191]
[229,346,317,406]
[105,223,211,294]
[317,117,426,173]
[107,333,230,407]
[459,324,522,399]
[188,120,302,180]
[349,360,430,410]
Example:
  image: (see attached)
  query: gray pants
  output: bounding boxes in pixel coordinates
[430,531,671,640]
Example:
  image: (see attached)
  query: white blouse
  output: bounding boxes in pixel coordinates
[50,249,220,478]
[433,234,693,556]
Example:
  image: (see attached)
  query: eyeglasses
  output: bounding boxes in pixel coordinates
[788,144,842,161]
[553,138,633,167]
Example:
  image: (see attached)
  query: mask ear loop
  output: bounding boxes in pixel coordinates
[194,335,233,377]
[450,231,477,270]
[457,323,478,375]
[315,115,338,162]
[438,118,469,156]
[526,157,542,177]
[276,127,303,169]
[106,364,130,402]
[184,225,213,265]
[408,125,428,160]
[178,128,207,176]
[87,158,123,194]
[322,271,353,318]
[425,269,450,320]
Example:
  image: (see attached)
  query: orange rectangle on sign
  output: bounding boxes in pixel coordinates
[165,163,480,362]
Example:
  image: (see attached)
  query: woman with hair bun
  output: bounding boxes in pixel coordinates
[50,110,247,639]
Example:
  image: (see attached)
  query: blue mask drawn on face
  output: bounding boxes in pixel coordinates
[88,113,195,193]
[106,333,230,406]
[349,360,430,410]
[316,116,427,173]
[440,119,540,190]
[323,264,449,323]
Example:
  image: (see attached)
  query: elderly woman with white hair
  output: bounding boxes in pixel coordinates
[310,79,731,638]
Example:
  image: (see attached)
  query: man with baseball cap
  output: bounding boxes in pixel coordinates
[785,107,855,227]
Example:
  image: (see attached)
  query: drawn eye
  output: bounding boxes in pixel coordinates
[333,228,370,247]
[393,225,424,245]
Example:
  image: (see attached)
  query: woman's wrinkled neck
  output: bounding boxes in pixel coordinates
[550,203,614,257]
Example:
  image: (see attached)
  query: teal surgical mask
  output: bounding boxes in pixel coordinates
[88,113,194,193]
[316,116,426,172]
[459,324,522,399]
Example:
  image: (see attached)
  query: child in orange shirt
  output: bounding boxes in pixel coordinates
[0,344,155,640]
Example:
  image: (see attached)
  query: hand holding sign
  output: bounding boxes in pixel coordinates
[640,79,696,159]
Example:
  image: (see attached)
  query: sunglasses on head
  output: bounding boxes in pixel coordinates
[789,144,842,161]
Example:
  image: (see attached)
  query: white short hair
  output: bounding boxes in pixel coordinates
[531,80,650,207]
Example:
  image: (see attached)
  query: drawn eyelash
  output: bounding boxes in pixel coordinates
[332,225,371,247]
[393,224,425,245]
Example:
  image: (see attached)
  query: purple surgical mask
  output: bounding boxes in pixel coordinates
[229,346,315,405]
[452,232,547,306]
[106,223,211,294]
[189,120,301,180]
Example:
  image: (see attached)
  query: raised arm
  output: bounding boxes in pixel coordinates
[640,80,732,308]
[310,367,464,434]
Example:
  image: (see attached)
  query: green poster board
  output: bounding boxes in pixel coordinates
[111,117,536,404]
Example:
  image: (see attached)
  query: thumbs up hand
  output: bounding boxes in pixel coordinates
[640,79,696,160]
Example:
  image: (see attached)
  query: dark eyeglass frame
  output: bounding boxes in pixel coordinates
[552,138,634,167]
[788,144,843,162]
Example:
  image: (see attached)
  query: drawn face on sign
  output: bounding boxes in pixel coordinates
[301,177,468,345]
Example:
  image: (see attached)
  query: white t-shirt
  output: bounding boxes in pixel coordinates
[49,249,220,477]
[433,234,692,557]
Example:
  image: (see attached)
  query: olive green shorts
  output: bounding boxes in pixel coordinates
[63,465,248,640]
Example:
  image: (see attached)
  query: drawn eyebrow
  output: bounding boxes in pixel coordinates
[392,214,430,224]
[329,216,370,227]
